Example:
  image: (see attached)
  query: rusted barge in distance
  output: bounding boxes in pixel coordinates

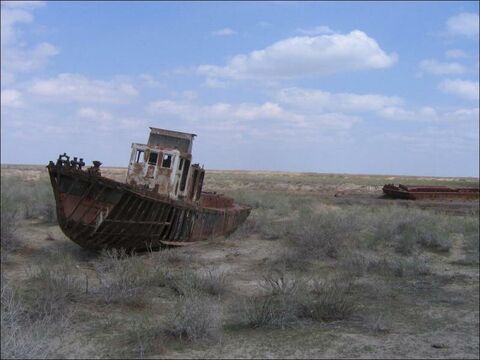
[382,184,479,200]
[47,127,251,251]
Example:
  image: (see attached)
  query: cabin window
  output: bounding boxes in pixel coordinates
[162,154,172,168]
[148,152,158,165]
[135,150,144,163]
[179,158,184,171]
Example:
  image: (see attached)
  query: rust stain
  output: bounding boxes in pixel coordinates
[47,127,251,251]
[383,184,479,200]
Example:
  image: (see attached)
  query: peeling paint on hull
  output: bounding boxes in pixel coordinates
[47,163,251,251]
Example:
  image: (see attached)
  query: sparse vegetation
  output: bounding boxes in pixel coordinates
[94,248,167,306]
[1,175,57,225]
[165,267,228,297]
[164,294,222,343]
[22,256,82,320]
[239,270,355,329]
[1,165,478,358]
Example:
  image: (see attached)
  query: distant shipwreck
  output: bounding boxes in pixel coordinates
[382,184,479,200]
[47,128,251,250]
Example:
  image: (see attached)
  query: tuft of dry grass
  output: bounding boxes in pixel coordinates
[122,317,166,358]
[239,270,355,329]
[94,249,164,306]
[1,275,70,359]
[300,279,356,322]
[373,207,453,254]
[340,251,431,278]
[164,294,222,343]
[22,255,82,321]
[165,267,228,297]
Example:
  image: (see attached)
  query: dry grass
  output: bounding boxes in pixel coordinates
[164,294,222,343]
[94,249,168,306]
[1,271,73,359]
[1,166,478,358]
[165,267,228,297]
[1,175,56,224]
[239,270,355,329]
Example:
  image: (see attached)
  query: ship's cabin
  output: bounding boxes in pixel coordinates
[126,127,205,203]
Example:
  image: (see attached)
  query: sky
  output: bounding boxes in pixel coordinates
[1,1,479,177]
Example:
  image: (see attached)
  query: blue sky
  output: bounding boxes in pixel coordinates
[1,1,479,177]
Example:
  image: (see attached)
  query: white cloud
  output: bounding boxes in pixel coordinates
[203,78,228,88]
[1,89,23,108]
[439,79,479,101]
[443,107,479,122]
[212,28,237,36]
[148,98,360,133]
[445,49,467,59]
[77,107,113,121]
[197,30,397,80]
[377,106,439,121]
[1,1,57,75]
[138,74,164,88]
[29,73,139,103]
[276,87,403,113]
[446,12,479,37]
[419,59,466,75]
[3,42,59,73]
[77,107,145,131]
[296,25,334,35]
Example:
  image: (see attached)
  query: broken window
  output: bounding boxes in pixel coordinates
[148,152,158,165]
[135,150,145,163]
[162,154,172,168]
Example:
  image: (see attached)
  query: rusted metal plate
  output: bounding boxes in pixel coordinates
[47,127,251,251]
[383,184,479,200]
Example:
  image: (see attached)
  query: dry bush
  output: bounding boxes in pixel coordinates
[153,248,193,266]
[94,249,161,306]
[242,271,306,329]
[1,191,21,257]
[300,279,355,322]
[1,277,66,359]
[164,294,222,343]
[340,251,430,278]
[165,269,203,296]
[230,208,287,240]
[239,270,355,329]
[198,267,228,296]
[286,208,359,260]
[455,216,479,265]
[228,190,291,214]
[166,267,228,297]
[1,175,57,224]
[123,317,165,358]
[373,207,452,254]
[23,256,82,321]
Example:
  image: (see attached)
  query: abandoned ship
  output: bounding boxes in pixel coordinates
[47,127,251,250]
[382,184,479,200]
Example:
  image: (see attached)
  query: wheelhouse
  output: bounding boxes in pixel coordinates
[126,127,205,203]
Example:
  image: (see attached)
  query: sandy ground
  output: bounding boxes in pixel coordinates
[1,165,479,359]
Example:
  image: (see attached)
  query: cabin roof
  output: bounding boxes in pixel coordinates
[149,127,196,141]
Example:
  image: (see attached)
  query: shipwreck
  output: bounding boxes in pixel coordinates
[47,128,251,250]
[382,184,479,200]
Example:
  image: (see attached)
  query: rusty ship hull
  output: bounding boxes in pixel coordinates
[382,184,479,200]
[47,162,251,251]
